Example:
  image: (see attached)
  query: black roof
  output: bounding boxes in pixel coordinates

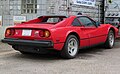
[38,15,68,18]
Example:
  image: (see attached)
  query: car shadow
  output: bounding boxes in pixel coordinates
[12,47,109,61]
[77,40,120,59]
[77,46,107,59]
[12,51,61,61]
[11,40,120,61]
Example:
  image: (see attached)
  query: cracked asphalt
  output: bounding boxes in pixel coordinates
[0,39,120,74]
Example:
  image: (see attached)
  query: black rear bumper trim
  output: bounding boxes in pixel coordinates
[1,38,53,47]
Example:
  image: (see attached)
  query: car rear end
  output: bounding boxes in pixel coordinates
[2,26,57,53]
[2,15,68,54]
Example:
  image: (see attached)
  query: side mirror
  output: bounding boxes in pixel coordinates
[95,21,100,27]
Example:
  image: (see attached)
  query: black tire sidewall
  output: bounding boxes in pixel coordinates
[61,35,79,59]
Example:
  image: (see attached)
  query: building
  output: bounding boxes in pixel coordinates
[105,0,120,28]
[0,0,104,39]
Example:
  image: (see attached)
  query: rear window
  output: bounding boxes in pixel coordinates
[39,16,66,24]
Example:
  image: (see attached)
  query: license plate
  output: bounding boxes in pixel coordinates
[22,29,32,36]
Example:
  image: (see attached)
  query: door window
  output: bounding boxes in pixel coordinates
[78,17,96,27]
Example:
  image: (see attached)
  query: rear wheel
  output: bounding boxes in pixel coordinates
[104,30,115,49]
[60,35,79,59]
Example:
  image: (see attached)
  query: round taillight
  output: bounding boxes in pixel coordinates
[5,29,15,37]
[39,30,50,38]
[44,30,50,38]
[6,29,11,35]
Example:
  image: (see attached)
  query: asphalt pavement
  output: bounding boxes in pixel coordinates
[0,39,120,74]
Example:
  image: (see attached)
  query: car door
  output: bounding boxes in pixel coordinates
[72,18,89,47]
[78,16,103,46]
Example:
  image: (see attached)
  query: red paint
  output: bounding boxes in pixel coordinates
[4,15,119,50]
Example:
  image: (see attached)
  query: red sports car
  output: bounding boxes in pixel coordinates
[2,15,119,59]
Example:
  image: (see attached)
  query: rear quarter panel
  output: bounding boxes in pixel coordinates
[49,27,76,50]
[50,27,77,44]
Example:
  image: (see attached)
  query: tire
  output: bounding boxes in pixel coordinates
[104,30,115,49]
[60,35,79,59]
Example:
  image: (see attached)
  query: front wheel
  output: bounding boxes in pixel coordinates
[60,35,79,59]
[104,30,115,49]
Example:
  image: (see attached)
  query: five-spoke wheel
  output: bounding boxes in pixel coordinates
[61,35,79,59]
[105,30,115,49]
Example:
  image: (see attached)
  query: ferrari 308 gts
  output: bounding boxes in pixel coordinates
[2,15,119,59]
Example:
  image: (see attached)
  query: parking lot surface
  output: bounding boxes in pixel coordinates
[0,39,120,74]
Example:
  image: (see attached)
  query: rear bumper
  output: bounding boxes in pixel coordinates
[1,38,53,47]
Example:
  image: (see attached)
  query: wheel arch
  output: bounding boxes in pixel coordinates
[66,32,80,46]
